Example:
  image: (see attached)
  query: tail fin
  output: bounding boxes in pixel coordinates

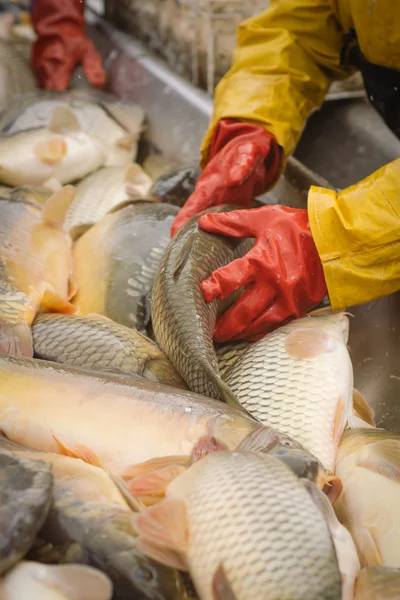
[0,321,33,357]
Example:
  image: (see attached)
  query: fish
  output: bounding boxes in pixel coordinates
[72,201,179,333]
[215,341,252,378]
[150,164,201,207]
[0,185,76,357]
[151,206,254,405]
[0,449,53,574]
[354,566,400,600]
[0,561,113,600]
[32,313,187,388]
[0,90,144,187]
[0,438,187,600]
[222,314,354,471]
[335,428,400,568]
[65,164,153,240]
[0,355,259,481]
[134,451,359,600]
[0,39,35,113]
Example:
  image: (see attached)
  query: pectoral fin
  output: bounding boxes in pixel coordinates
[35,137,67,165]
[122,455,190,480]
[352,389,376,427]
[42,185,76,229]
[128,465,186,504]
[358,439,400,481]
[40,289,76,314]
[212,564,238,600]
[134,497,189,570]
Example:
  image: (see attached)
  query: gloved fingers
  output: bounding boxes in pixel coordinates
[213,281,276,343]
[40,58,72,90]
[227,141,260,187]
[198,209,255,238]
[81,40,106,87]
[235,299,293,341]
[201,255,257,302]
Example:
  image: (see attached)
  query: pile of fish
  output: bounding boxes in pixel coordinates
[0,13,399,600]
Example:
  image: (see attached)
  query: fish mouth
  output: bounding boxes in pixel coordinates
[320,473,343,504]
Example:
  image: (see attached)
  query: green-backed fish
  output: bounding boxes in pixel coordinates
[151,207,253,405]
[72,202,179,332]
[215,341,251,378]
[0,437,187,600]
[222,314,355,471]
[65,164,153,239]
[0,449,53,574]
[135,451,359,600]
[0,185,76,357]
[335,428,400,568]
[32,313,186,388]
[150,164,200,207]
[0,39,35,113]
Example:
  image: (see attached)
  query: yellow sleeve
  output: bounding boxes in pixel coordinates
[308,159,400,310]
[201,0,352,166]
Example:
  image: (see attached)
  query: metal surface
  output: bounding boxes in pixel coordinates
[89,12,400,431]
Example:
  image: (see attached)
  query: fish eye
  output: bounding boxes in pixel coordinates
[136,567,155,583]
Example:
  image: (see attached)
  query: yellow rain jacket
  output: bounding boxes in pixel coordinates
[201,0,400,309]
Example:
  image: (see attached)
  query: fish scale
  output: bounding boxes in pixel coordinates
[166,451,342,600]
[223,315,353,471]
[151,206,254,404]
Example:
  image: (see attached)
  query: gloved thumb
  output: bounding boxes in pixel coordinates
[81,41,106,88]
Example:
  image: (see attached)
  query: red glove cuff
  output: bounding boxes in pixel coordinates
[208,119,282,190]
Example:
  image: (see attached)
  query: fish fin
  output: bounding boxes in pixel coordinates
[110,475,145,513]
[134,497,189,555]
[42,177,62,192]
[34,137,67,165]
[27,562,113,600]
[122,456,190,480]
[236,426,279,453]
[212,564,238,600]
[40,289,76,314]
[42,185,76,229]
[190,435,229,464]
[0,321,33,357]
[333,395,346,444]
[347,415,376,430]
[355,527,383,566]
[49,106,82,133]
[52,433,103,467]
[304,481,360,596]
[128,465,187,501]
[172,235,195,282]
[101,101,145,135]
[117,133,137,149]
[124,164,153,199]
[352,389,376,427]
[69,223,91,241]
[285,328,334,360]
[68,278,78,301]
[308,305,334,317]
[136,537,187,571]
[218,377,249,412]
[357,440,400,481]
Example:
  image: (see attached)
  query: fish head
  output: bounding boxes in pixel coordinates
[286,313,350,344]
[129,554,188,600]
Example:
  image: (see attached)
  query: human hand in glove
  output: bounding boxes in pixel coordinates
[199,205,327,342]
[170,119,282,236]
[31,0,106,91]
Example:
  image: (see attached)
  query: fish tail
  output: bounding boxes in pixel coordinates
[0,320,33,357]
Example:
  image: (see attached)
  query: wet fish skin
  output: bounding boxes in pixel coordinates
[135,451,343,600]
[0,188,75,357]
[0,448,53,575]
[215,340,252,378]
[0,561,113,600]
[65,164,153,239]
[354,566,400,600]
[0,355,259,477]
[335,428,400,568]
[72,201,179,333]
[32,313,187,388]
[0,91,144,187]
[150,164,200,207]
[223,314,354,471]
[151,206,254,404]
[0,437,186,600]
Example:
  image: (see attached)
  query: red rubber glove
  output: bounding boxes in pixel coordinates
[170,119,281,236]
[31,0,106,91]
[199,205,327,342]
